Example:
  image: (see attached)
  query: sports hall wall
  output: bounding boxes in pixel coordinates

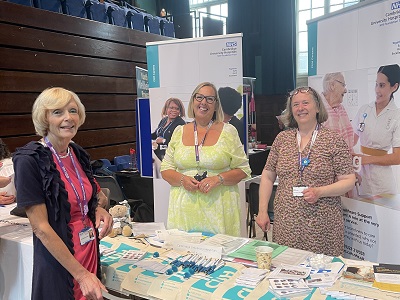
[0,0,170,160]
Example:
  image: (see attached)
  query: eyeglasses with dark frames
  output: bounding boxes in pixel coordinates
[195,93,217,104]
[167,106,180,111]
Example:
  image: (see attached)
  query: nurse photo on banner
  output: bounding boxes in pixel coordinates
[352,64,400,195]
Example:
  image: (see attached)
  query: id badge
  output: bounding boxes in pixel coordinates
[293,186,307,197]
[79,227,95,246]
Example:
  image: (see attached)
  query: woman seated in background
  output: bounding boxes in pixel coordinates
[13,87,113,300]
[160,82,251,236]
[256,86,355,256]
[0,139,16,204]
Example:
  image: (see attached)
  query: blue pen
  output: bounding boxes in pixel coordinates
[0,205,5,207]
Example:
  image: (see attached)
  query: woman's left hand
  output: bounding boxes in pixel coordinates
[302,187,321,204]
[95,207,113,239]
[198,176,219,194]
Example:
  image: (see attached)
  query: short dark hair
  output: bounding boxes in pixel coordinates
[378,64,400,100]
[218,87,242,116]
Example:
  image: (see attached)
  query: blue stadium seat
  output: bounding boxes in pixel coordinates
[114,155,131,171]
[146,15,161,35]
[7,0,36,7]
[130,10,145,31]
[64,0,87,18]
[36,0,63,13]
[161,19,175,37]
[123,7,145,31]
[105,1,127,27]
[86,0,107,23]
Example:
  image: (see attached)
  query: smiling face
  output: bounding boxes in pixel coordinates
[332,74,347,104]
[291,91,319,127]
[375,72,398,106]
[193,85,217,122]
[166,100,181,120]
[47,100,80,144]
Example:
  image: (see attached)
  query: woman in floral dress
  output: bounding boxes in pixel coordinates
[256,86,355,256]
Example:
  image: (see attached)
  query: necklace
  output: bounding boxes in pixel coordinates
[58,147,70,159]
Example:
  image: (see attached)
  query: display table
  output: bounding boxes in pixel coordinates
[2,202,399,300]
[100,236,400,300]
[0,204,33,300]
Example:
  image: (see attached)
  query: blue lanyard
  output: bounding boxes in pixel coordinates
[296,124,319,180]
[193,120,213,163]
[44,137,88,225]
[156,118,174,138]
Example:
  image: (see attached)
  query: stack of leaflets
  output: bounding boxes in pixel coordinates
[235,268,269,288]
[341,264,375,287]
[305,272,339,287]
[268,278,311,299]
[118,250,147,264]
[267,264,312,298]
[372,263,400,292]
[268,264,312,279]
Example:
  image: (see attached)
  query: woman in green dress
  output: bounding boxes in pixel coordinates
[161,82,251,236]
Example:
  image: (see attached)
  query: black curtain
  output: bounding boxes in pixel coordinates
[228,0,296,95]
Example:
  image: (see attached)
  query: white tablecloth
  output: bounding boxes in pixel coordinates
[0,203,33,300]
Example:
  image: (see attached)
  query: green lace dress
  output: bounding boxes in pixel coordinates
[161,123,251,236]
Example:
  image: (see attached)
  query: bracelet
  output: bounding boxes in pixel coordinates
[217,174,224,185]
[180,174,185,186]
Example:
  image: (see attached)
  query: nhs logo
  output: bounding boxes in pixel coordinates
[226,41,237,47]
[391,1,400,9]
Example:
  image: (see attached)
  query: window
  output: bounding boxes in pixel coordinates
[189,0,228,37]
[296,0,359,78]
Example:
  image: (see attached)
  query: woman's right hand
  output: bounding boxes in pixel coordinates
[155,137,165,144]
[76,270,107,300]
[181,175,199,192]
[256,212,271,233]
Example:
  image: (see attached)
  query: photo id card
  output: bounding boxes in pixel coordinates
[79,227,95,246]
[293,186,307,197]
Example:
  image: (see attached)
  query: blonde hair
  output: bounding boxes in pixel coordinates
[32,87,86,137]
[187,82,224,122]
[161,98,185,118]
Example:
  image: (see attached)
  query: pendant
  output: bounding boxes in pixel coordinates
[301,157,310,167]
[83,204,88,216]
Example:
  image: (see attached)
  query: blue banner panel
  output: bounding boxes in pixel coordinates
[136,98,152,177]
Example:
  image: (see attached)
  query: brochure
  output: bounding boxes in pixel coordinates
[268,264,311,279]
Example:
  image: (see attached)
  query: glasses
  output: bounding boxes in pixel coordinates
[335,79,347,88]
[194,93,217,104]
[289,87,317,99]
[168,106,180,111]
